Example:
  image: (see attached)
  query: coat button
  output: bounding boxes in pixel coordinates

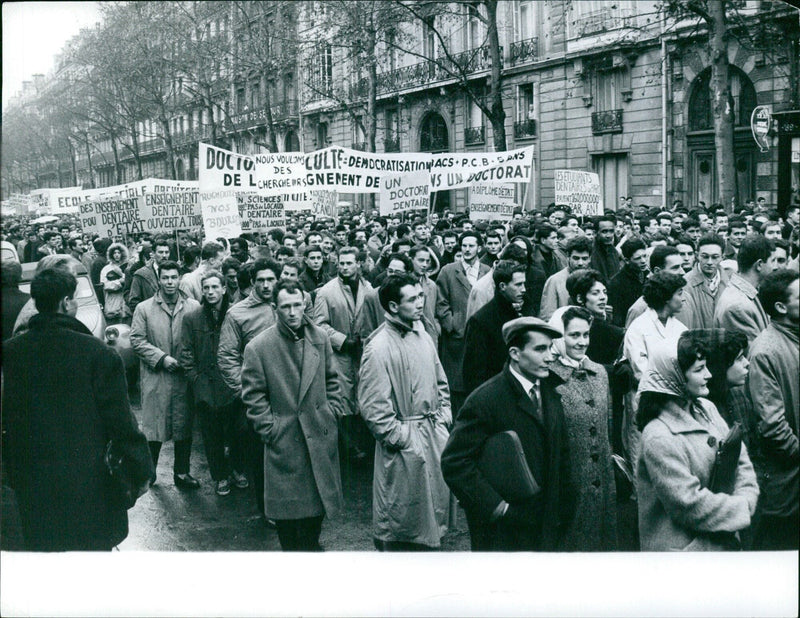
[591,453,599,462]
[585,398,595,407]
[589,426,597,437]
[707,436,717,447]
[324,429,328,436]
[592,479,601,488]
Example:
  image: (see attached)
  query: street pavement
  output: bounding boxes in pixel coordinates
[120,406,473,551]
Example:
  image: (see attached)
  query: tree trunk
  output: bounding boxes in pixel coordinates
[485,0,507,152]
[709,0,737,213]
[130,123,144,180]
[85,136,96,188]
[160,117,177,179]
[111,138,123,184]
[68,139,78,187]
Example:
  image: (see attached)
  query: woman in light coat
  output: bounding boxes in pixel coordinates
[635,331,759,551]
[100,242,130,324]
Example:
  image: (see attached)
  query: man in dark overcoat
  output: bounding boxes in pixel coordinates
[462,260,527,395]
[441,317,575,551]
[2,268,151,551]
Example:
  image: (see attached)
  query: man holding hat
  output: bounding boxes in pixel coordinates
[441,317,575,551]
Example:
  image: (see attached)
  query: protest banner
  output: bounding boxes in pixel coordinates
[310,190,339,218]
[7,194,34,215]
[282,191,313,212]
[199,143,244,238]
[554,169,603,216]
[469,184,516,221]
[78,196,144,238]
[237,193,285,231]
[253,152,307,196]
[430,146,534,191]
[303,146,431,193]
[379,170,430,215]
[137,190,202,233]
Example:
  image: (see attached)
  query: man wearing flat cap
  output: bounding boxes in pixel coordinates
[441,317,575,551]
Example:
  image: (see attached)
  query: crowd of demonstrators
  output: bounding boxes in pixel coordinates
[1,194,799,553]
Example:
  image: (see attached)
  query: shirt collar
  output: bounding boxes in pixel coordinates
[509,363,537,396]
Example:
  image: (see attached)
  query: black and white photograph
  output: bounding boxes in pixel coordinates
[1,1,798,615]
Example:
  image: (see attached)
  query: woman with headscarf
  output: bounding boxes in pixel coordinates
[100,242,130,325]
[548,306,617,551]
[635,331,759,551]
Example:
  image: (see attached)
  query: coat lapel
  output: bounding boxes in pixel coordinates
[453,263,471,294]
[298,335,321,405]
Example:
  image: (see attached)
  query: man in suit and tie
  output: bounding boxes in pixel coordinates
[441,317,575,551]
[128,237,172,315]
[436,231,491,415]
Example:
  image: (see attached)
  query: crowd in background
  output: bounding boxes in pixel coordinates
[2,193,798,553]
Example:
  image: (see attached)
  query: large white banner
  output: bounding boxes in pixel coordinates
[253,152,307,196]
[554,169,603,216]
[303,146,432,194]
[430,146,534,191]
[199,143,244,238]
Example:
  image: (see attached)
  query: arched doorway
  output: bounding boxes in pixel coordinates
[285,130,300,152]
[686,66,757,207]
[419,112,450,213]
[175,158,185,180]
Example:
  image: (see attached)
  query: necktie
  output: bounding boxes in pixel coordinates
[529,382,542,410]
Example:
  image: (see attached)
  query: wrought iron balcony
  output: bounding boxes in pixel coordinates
[574,8,635,37]
[464,125,485,146]
[384,132,401,152]
[374,44,501,95]
[138,137,165,154]
[225,101,299,130]
[514,119,537,139]
[591,109,623,134]
[510,37,538,66]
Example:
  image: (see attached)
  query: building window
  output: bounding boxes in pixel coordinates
[236,86,246,111]
[385,109,400,152]
[250,80,261,109]
[312,42,333,96]
[386,29,398,73]
[688,66,757,132]
[465,97,485,146]
[596,69,621,111]
[592,153,628,212]
[466,3,483,50]
[423,16,436,59]
[515,84,537,139]
[316,121,328,148]
[352,116,366,150]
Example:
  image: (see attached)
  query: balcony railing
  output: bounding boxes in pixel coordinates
[374,44,501,95]
[509,37,538,66]
[464,126,485,146]
[514,119,537,139]
[591,109,623,134]
[574,8,635,38]
[138,137,165,154]
[384,132,401,152]
[225,101,299,130]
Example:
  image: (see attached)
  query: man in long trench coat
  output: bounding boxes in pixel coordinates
[358,274,452,550]
[131,260,201,488]
[241,280,344,551]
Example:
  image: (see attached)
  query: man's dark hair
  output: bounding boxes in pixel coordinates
[737,235,773,273]
[42,231,58,243]
[492,259,526,287]
[729,218,747,232]
[498,242,528,265]
[304,243,323,258]
[181,246,201,268]
[650,245,680,271]
[565,235,593,256]
[272,279,305,305]
[31,268,77,314]
[620,238,647,260]
[485,230,502,244]
[697,234,725,254]
[443,230,458,242]
[408,244,431,260]
[379,273,419,312]
[386,252,413,273]
[93,237,113,255]
[566,268,605,305]
[200,241,224,261]
[159,260,181,276]
[391,239,412,252]
[459,230,482,247]
[642,272,686,311]
[372,216,388,229]
[681,217,700,231]
[1,259,23,288]
[534,224,556,242]
[267,228,285,243]
[153,236,171,251]
[251,258,281,279]
[221,257,241,274]
[759,269,799,319]
[275,246,296,260]
[67,237,82,251]
[281,258,304,274]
